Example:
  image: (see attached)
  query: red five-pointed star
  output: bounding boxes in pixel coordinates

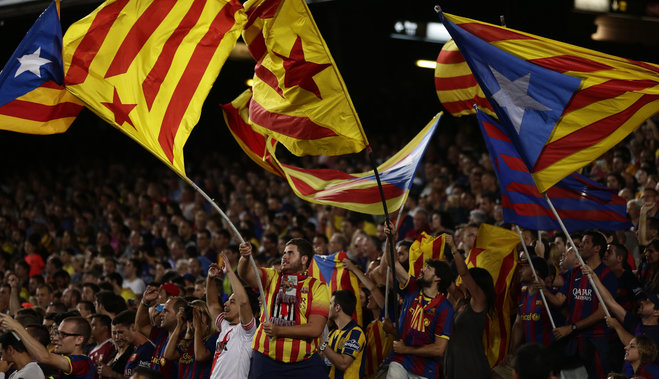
[274,36,331,99]
[102,88,137,129]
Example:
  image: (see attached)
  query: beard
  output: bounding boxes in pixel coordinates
[416,276,434,289]
[281,260,303,274]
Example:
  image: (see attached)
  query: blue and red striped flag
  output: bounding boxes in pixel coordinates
[0,1,83,134]
[441,13,659,192]
[477,109,632,232]
[307,250,362,325]
[62,0,246,177]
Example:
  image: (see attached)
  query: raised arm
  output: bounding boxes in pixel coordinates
[380,221,409,286]
[205,263,224,323]
[237,242,259,289]
[580,265,626,322]
[446,235,487,313]
[136,285,159,337]
[7,274,20,316]
[222,252,254,325]
[343,258,385,309]
[0,314,70,371]
[193,308,212,362]
[638,202,655,246]
[162,310,184,360]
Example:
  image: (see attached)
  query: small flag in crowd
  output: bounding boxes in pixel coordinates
[307,250,362,325]
[62,0,246,176]
[0,0,83,134]
[477,109,632,232]
[466,223,519,367]
[408,232,446,278]
[241,0,369,157]
[440,12,659,192]
[434,40,495,118]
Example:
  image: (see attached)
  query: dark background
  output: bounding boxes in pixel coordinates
[0,0,658,175]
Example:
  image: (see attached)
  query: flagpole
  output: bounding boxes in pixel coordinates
[514,226,556,329]
[543,193,611,317]
[367,149,399,327]
[384,199,407,319]
[184,177,270,321]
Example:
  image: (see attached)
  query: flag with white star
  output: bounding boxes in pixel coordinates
[241,0,369,157]
[0,0,83,134]
[441,13,659,192]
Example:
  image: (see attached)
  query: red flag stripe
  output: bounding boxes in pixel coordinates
[534,94,659,172]
[255,63,284,97]
[482,120,512,142]
[527,55,614,73]
[499,153,528,172]
[458,22,535,43]
[41,80,62,89]
[0,99,83,121]
[249,100,339,140]
[434,74,479,90]
[247,31,267,61]
[104,0,177,78]
[288,175,404,202]
[501,195,630,222]
[142,0,206,110]
[158,1,241,163]
[282,165,357,181]
[626,58,659,75]
[441,96,494,114]
[244,0,281,29]
[436,49,466,64]
[562,79,658,115]
[65,0,130,85]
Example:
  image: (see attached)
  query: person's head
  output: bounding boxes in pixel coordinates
[36,283,54,308]
[129,367,164,379]
[223,287,259,325]
[76,300,95,319]
[14,308,43,326]
[193,279,205,299]
[328,233,348,254]
[112,310,138,346]
[553,234,567,255]
[625,335,658,366]
[55,316,91,354]
[312,234,329,255]
[281,238,313,274]
[513,344,551,379]
[160,297,187,331]
[413,209,429,230]
[520,256,549,284]
[124,258,142,279]
[189,300,214,337]
[28,274,45,295]
[90,314,112,343]
[187,258,202,278]
[580,230,606,260]
[418,259,456,294]
[462,224,479,252]
[479,192,497,215]
[396,240,412,264]
[329,290,357,322]
[645,239,659,265]
[196,229,211,250]
[95,291,127,317]
[25,324,50,347]
[465,267,496,313]
[62,287,81,309]
[81,282,99,302]
[0,331,28,365]
[603,243,627,269]
[637,292,659,319]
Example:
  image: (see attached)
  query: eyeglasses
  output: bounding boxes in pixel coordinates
[55,331,82,338]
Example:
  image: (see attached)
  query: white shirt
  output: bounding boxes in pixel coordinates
[123,278,146,295]
[9,362,45,379]
[209,313,256,379]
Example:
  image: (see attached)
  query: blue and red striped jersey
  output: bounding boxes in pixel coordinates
[518,286,554,346]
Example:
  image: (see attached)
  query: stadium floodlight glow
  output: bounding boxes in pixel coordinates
[574,0,609,12]
[426,22,451,43]
[416,60,437,69]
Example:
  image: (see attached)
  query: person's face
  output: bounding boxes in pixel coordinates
[560,247,577,270]
[178,222,191,238]
[104,260,116,275]
[624,338,641,363]
[281,244,306,274]
[123,261,136,277]
[193,284,205,299]
[82,286,95,302]
[196,233,210,249]
[189,259,202,276]
[28,277,40,294]
[518,262,533,283]
[91,317,106,341]
[0,346,12,365]
[312,236,327,255]
[36,287,52,307]
[553,237,566,254]
[603,245,619,268]
[479,197,493,214]
[223,294,239,323]
[328,235,342,254]
[77,303,91,319]
[328,296,339,321]
[111,323,132,346]
[55,321,83,354]
[580,235,595,259]
[463,227,477,251]
[413,213,427,230]
[160,300,181,330]
[397,245,409,264]
[417,264,437,289]
[638,299,657,317]
[645,244,659,264]
[366,293,379,311]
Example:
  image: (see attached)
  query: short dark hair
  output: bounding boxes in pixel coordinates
[583,230,607,258]
[530,256,549,280]
[96,291,127,314]
[286,238,313,268]
[25,324,50,347]
[82,282,100,293]
[332,290,357,317]
[112,310,136,327]
[62,316,91,345]
[514,344,551,379]
[0,331,26,353]
[91,314,112,331]
[77,300,95,314]
[108,272,123,287]
[425,259,456,294]
[609,243,628,261]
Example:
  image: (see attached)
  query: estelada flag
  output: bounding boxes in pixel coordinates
[241,0,368,157]
[435,39,495,118]
[408,232,446,278]
[441,12,659,192]
[307,250,362,325]
[466,223,519,367]
[0,0,83,134]
[62,0,246,176]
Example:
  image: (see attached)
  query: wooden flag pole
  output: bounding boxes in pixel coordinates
[384,200,408,319]
[367,149,399,327]
[514,225,556,329]
[543,193,611,317]
[184,177,270,321]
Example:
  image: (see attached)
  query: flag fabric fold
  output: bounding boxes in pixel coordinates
[267,113,441,215]
[477,109,632,232]
[241,0,369,156]
[407,232,446,278]
[62,0,247,176]
[307,250,362,325]
[0,0,83,134]
[435,39,495,118]
[441,13,659,192]
[466,223,519,367]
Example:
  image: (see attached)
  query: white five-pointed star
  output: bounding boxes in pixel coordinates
[14,47,51,78]
[489,66,550,134]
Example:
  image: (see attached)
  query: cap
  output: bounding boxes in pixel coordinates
[162,281,180,297]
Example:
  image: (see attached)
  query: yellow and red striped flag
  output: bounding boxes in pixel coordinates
[407,232,446,278]
[435,40,495,118]
[241,0,369,157]
[62,0,246,176]
[465,223,519,367]
[441,13,659,192]
[0,1,83,134]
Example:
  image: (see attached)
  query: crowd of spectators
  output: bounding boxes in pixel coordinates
[0,113,657,379]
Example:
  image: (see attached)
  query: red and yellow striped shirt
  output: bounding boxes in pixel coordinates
[364,319,394,379]
[252,267,330,362]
